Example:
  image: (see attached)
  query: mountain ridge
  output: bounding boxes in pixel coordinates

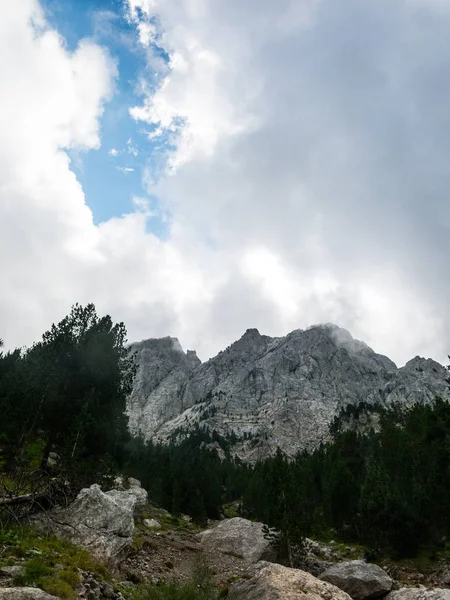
[126,324,449,460]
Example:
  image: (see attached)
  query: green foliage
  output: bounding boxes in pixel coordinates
[0,303,134,489]
[237,398,450,559]
[122,396,450,560]
[0,526,107,576]
[14,557,53,584]
[130,563,223,600]
[257,448,306,566]
[0,526,110,599]
[37,578,77,600]
[125,427,248,523]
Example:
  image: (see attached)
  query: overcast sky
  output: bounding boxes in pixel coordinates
[1,0,450,366]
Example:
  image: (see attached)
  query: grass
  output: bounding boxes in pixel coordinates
[128,563,227,600]
[137,504,199,535]
[0,525,111,599]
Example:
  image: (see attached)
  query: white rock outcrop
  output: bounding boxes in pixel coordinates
[229,561,353,600]
[319,560,393,600]
[127,325,449,461]
[32,482,147,564]
[143,518,161,529]
[106,477,147,516]
[196,517,276,563]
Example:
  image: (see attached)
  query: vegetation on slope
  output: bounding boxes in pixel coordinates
[0,526,109,599]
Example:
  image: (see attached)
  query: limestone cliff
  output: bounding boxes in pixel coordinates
[127,325,449,460]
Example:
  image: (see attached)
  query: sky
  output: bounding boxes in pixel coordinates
[1,0,450,367]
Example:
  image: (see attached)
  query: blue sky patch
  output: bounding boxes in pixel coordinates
[41,0,170,237]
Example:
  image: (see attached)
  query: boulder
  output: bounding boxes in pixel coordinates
[319,560,393,600]
[196,517,276,563]
[126,478,148,508]
[32,483,138,564]
[100,582,116,599]
[106,478,147,516]
[0,590,58,600]
[229,561,352,600]
[47,452,60,468]
[386,590,450,600]
[143,518,161,529]
[0,566,25,578]
[302,557,333,578]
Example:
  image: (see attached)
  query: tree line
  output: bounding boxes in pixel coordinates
[0,304,133,490]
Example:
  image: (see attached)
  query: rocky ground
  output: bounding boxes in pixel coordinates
[120,522,450,591]
[120,525,247,589]
[3,479,450,600]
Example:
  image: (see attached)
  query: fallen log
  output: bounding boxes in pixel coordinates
[0,493,43,507]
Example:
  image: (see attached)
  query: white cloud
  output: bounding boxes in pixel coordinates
[2,0,450,370]
[0,1,217,358]
[108,148,119,156]
[124,0,450,364]
[117,166,135,173]
[127,138,139,157]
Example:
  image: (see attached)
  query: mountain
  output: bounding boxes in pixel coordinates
[126,324,449,461]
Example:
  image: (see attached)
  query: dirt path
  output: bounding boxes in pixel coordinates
[120,526,248,588]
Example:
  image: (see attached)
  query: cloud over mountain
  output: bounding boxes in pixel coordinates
[1,0,450,366]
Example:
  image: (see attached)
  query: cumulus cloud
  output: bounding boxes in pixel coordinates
[0,1,217,357]
[2,0,450,367]
[126,0,450,363]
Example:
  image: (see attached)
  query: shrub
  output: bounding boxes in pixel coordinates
[131,563,223,600]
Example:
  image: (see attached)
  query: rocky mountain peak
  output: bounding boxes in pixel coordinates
[127,325,449,461]
[126,336,202,436]
[186,349,201,369]
[403,355,447,375]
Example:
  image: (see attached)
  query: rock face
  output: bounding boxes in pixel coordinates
[106,477,148,516]
[319,560,393,600]
[0,590,59,600]
[229,561,353,600]
[32,483,145,564]
[127,324,449,460]
[127,337,201,436]
[196,517,276,563]
[387,590,450,600]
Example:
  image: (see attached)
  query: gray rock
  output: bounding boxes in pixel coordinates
[386,590,450,600]
[32,483,137,564]
[143,518,161,529]
[106,478,147,515]
[0,590,58,600]
[229,561,352,600]
[319,560,393,600]
[302,557,333,578]
[127,337,201,437]
[47,452,60,468]
[127,325,449,461]
[196,517,276,563]
[100,583,115,599]
[0,566,25,578]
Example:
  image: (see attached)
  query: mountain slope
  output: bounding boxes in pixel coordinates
[127,325,449,460]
